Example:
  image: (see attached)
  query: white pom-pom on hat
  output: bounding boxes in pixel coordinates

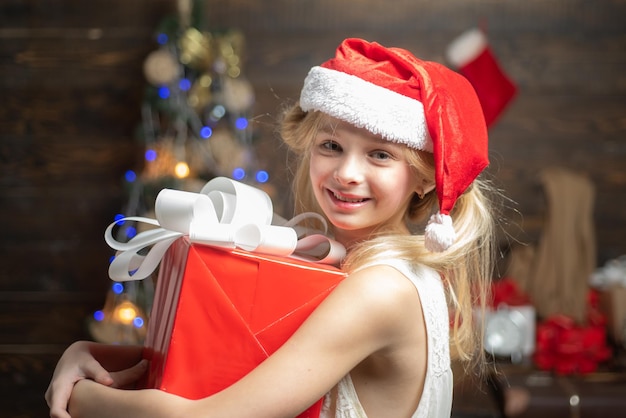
[425,213,456,252]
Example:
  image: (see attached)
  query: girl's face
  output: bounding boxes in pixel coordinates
[309,118,422,246]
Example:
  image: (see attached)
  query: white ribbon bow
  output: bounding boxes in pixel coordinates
[105,177,346,282]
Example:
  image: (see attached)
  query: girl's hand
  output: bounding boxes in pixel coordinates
[45,341,147,418]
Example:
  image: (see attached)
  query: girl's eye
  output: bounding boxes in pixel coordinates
[371,150,392,160]
[321,140,341,151]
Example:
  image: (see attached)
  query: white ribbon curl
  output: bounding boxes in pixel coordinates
[105,177,346,282]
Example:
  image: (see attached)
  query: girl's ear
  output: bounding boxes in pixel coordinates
[415,179,436,198]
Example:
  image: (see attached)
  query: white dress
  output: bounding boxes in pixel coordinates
[319,260,453,418]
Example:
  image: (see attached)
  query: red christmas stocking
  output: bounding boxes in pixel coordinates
[446,28,517,127]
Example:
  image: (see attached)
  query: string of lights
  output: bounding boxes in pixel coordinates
[89,3,268,344]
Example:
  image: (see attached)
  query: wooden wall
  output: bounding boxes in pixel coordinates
[1,0,624,416]
[0,1,173,415]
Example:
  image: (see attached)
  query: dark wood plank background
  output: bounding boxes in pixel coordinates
[1,0,624,416]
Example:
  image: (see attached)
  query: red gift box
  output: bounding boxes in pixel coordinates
[141,237,346,417]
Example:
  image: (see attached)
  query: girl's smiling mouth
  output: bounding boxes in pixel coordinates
[329,189,370,204]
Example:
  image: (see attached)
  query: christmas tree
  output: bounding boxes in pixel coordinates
[89,0,268,344]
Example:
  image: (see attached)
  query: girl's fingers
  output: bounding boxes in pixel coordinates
[81,357,114,386]
[46,380,74,418]
[109,359,149,388]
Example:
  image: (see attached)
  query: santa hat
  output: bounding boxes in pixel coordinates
[299,38,489,252]
[446,28,517,127]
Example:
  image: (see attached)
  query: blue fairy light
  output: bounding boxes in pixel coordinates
[126,226,137,239]
[158,86,170,99]
[109,255,116,264]
[112,282,124,295]
[145,149,157,161]
[133,317,145,328]
[93,310,105,321]
[200,126,212,139]
[156,33,168,45]
[124,170,136,182]
[114,213,126,225]
[255,170,269,183]
[179,78,192,91]
[232,167,246,180]
[235,117,248,130]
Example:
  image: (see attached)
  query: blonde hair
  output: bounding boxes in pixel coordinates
[280,104,496,373]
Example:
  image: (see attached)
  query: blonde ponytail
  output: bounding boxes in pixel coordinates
[280,103,497,373]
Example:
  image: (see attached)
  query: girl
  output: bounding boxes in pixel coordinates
[46,38,496,418]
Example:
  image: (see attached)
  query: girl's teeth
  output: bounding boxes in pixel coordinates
[333,192,364,203]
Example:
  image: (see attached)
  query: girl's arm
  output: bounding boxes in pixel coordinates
[46,341,147,418]
[68,265,420,418]
[70,380,190,418]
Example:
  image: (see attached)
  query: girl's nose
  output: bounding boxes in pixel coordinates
[334,155,365,185]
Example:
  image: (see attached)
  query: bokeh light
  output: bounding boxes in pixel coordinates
[174,162,190,178]
[145,149,157,161]
[93,310,105,322]
[200,126,212,139]
[255,170,269,183]
[232,167,246,180]
[124,170,137,182]
[158,86,170,99]
[235,117,248,130]
[156,33,168,45]
[133,317,145,328]
[113,301,138,325]
[179,78,192,91]
[112,282,124,295]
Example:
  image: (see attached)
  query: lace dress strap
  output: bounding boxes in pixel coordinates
[320,374,367,418]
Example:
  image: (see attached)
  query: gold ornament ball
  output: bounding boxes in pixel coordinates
[143,49,180,85]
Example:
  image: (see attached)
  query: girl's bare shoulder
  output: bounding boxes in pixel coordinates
[327,264,425,336]
[343,264,421,305]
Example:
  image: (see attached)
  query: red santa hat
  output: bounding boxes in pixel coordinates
[299,38,489,252]
[446,28,517,127]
